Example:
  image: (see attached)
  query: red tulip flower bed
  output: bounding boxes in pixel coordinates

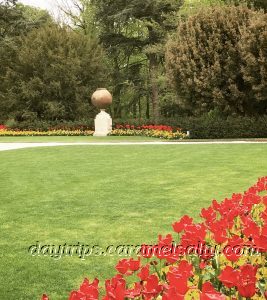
[45,176,266,299]
[0,124,187,139]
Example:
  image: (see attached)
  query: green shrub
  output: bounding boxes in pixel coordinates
[166,5,267,116]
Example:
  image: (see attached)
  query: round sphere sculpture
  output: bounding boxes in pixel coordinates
[91,88,112,109]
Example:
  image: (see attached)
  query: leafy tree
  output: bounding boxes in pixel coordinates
[2,24,107,121]
[58,0,98,36]
[166,5,267,115]
[90,0,184,119]
[0,0,51,39]
[214,0,267,11]
[0,1,23,120]
[17,3,52,27]
[247,0,267,11]
[0,0,21,39]
[0,1,54,121]
[60,0,150,119]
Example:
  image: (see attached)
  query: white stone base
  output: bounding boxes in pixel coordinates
[93,110,112,137]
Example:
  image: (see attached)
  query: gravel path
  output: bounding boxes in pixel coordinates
[0,141,267,151]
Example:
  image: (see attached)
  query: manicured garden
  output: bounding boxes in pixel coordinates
[1,0,266,299]
[0,144,267,299]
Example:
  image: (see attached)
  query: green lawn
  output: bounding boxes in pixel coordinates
[0,144,267,299]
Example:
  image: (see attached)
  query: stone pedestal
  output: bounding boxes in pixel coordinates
[93,110,112,136]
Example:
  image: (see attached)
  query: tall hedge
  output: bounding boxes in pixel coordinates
[166,5,267,116]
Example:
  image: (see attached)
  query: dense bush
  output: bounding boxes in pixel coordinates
[1,23,107,122]
[166,5,267,116]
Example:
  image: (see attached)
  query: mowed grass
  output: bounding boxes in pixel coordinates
[0,144,267,299]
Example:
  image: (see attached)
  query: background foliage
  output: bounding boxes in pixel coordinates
[0,0,266,137]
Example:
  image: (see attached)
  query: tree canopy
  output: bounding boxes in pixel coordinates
[0,0,266,124]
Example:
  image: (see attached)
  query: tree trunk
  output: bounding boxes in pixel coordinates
[138,97,141,119]
[112,82,122,118]
[112,59,122,118]
[148,53,160,121]
[146,93,150,119]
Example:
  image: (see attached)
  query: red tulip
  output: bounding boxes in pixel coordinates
[218,266,239,288]
[137,264,150,281]
[129,258,141,272]
[172,215,193,233]
[69,291,87,300]
[241,215,261,238]
[253,234,267,252]
[223,235,244,262]
[201,282,226,300]
[142,275,163,300]
[158,234,173,245]
[242,193,261,208]
[104,274,126,300]
[167,270,189,295]
[181,223,207,247]
[209,219,229,244]
[162,286,185,300]
[68,278,99,300]
[237,264,257,298]
[200,206,216,223]
[156,234,174,260]
[79,278,99,299]
[115,259,130,275]
[125,282,141,298]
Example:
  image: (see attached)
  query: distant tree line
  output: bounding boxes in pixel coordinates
[0,0,266,125]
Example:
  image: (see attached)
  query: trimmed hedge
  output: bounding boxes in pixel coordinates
[114,116,267,139]
[176,116,267,139]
